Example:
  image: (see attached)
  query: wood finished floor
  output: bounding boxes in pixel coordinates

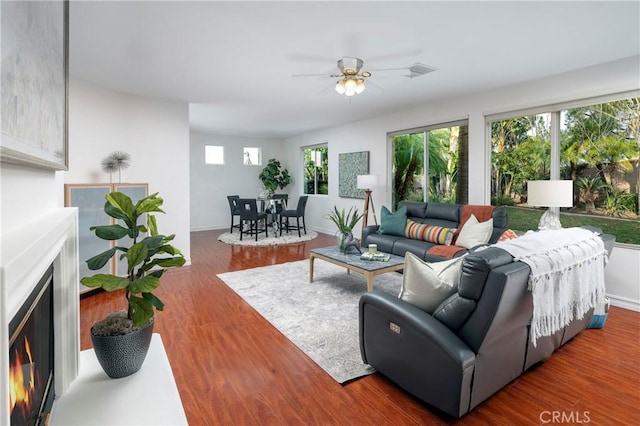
[80,230,640,425]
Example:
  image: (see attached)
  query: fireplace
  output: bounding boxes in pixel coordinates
[9,266,55,426]
[1,208,80,426]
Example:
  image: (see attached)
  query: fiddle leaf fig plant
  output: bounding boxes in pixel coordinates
[259,158,291,192]
[80,191,185,329]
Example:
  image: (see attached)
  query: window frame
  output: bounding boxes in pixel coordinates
[302,143,328,196]
[204,145,224,165]
[243,147,262,166]
[485,90,640,247]
[387,119,469,207]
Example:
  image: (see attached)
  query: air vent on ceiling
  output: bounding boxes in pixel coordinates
[405,63,438,79]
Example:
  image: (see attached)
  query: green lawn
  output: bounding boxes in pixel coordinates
[504,206,640,245]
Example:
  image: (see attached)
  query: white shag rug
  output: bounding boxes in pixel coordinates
[217,230,318,246]
[217,259,403,383]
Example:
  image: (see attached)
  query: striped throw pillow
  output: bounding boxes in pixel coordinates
[405,220,456,245]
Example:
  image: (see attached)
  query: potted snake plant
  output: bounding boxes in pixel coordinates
[325,206,365,253]
[80,191,185,378]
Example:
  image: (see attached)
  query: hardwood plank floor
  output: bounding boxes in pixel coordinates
[80,230,640,425]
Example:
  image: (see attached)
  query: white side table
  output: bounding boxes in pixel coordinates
[49,334,187,425]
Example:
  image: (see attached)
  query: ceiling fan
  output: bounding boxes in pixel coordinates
[293,56,436,97]
[292,56,375,97]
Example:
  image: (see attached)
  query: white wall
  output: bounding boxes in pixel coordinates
[66,79,191,263]
[603,245,640,311]
[189,132,285,231]
[283,55,640,310]
[1,164,65,234]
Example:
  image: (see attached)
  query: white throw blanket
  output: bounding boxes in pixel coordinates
[495,228,607,346]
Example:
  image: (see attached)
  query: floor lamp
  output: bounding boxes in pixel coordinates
[527,180,574,230]
[357,174,378,228]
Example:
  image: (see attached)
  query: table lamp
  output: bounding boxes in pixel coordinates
[357,174,378,228]
[527,180,574,230]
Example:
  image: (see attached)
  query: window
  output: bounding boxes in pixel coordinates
[205,145,224,165]
[389,121,469,210]
[303,145,328,195]
[489,95,639,245]
[243,147,261,165]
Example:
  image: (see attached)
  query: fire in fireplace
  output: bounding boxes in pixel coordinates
[8,265,55,426]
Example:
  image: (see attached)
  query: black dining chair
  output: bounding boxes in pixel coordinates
[271,193,289,210]
[226,195,241,233]
[238,198,268,241]
[279,196,308,237]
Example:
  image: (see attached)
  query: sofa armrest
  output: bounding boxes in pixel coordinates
[361,225,380,245]
[359,291,476,418]
[359,291,474,366]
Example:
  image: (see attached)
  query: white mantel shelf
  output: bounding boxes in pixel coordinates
[49,333,187,425]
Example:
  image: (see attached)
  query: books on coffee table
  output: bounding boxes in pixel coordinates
[360,252,391,262]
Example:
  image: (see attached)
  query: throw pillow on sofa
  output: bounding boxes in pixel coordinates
[378,205,407,236]
[455,214,493,249]
[399,252,466,314]
[405,220,456,245]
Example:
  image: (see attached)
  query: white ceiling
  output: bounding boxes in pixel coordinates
[69,1,640,138]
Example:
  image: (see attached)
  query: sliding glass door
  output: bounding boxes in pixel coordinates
[390,121,468,210]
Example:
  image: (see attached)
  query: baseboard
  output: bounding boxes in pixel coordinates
[607,294,640,312]
[190,225,226,232]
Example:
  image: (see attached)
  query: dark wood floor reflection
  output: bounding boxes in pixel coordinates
[80,229,640,425]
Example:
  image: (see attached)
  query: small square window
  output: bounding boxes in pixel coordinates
[205,145,224,165]
[243,147,261,165]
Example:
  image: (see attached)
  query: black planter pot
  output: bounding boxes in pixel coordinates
[91,319,154,379]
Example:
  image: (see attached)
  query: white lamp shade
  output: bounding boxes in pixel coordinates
[335,80,346,94]
[527,180,574,207]
[357,174,378,190]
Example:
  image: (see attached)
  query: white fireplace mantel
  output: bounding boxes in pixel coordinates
[1,207,80,425]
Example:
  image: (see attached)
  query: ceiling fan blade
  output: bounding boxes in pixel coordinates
[365,79,385,92]
[291,73,330,78]
[319,82,336,94]
[371,67,410,73]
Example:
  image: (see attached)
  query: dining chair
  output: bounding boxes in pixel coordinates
[279,196,308,237]
[238,198,268,241]
[227,195,241,233]
[271,193,289,210]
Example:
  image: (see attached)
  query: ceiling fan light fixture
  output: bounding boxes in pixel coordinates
[338,57,363,74]
[344,78,357,96]
[335,79,346,94]
[355,79,366,94]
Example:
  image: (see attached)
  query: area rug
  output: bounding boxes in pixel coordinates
[217,230,318,246]
[217,260,403,383]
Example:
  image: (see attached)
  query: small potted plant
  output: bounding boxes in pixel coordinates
[325,206,365,253]
[80,191,185,378]
[259,158,291,196]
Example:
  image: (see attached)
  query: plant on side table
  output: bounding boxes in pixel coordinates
[325,206,365,253]
[80,191,185,378]
[259,158,291,196]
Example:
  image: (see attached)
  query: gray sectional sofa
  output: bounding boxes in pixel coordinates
[359,227,615,419]
[359,246,595,418]
[362,201,508,262]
